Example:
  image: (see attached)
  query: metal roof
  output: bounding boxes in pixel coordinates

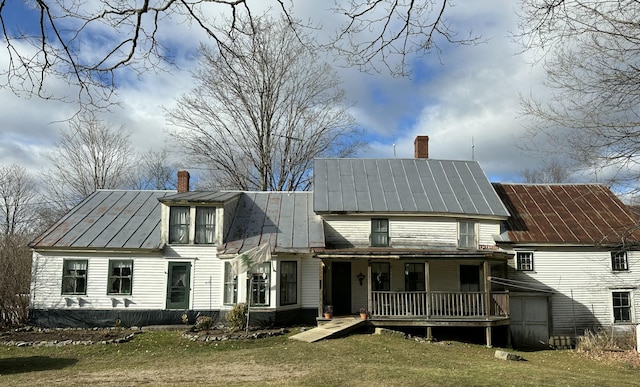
[219,191,325,255]
[313,158,510,217]
[493,183,640,244]
[30,190,175,250]
[159,191,241,204]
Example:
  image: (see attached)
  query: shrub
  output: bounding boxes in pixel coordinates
[577,327,636,352]
[195,315,214,331]
[226,303,247,331]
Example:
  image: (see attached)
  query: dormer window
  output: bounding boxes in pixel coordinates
[458,221,476,249]
[195,207,216,244]
[169,206,190,244]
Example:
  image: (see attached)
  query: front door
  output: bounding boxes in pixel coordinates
[460,265,480,292]
[167,262,191,309]
[331,262,352,315]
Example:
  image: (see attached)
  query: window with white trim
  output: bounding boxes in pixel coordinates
[248,262,270,306]
[371,218,389,247]
[195,207,216,244]
[371,262,390,291]
[611,251,628,271]
[612,291,632,323]
[223,262,237,305]
[169,206,190,244]
[280,261,297,306]
[62,260,88,295]
[458,221,476,249]
[108,260,133,295]
[516,252,534,271]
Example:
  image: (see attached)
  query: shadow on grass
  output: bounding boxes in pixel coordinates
[0,356,78,375]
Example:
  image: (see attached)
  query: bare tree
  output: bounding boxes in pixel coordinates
[129,148,178,190]
[42,113,134,210]
[0,0,476,108]
[517,1,640,194]
[167,14,364,191]
[0,165,37,327]
[520,159,573,184]
[0,165,38,236]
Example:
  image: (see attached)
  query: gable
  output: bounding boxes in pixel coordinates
[494,183,640,245]
[313,158,509,218]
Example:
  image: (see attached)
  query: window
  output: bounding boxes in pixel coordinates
[169,206,190,244]
[613,291,632,323]
[517,252,534,271]
[248,262,270,306]
[404,263,425,291]
[108,260,133,295]
[280,261,297,306]
[611,251,628,271]
[371,218,389,247]
[223,262,237,305]
[458,221,476,249]
[371,262,390,291]
[195,207,216,244]
[62,260,87,295]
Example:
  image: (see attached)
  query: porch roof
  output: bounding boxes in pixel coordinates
[314,247,512,261]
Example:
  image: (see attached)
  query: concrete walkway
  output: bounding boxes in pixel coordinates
[289,317,366,343]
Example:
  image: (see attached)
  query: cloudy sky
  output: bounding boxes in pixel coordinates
[0,1,548,184]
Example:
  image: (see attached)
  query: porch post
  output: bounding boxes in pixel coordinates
[367,263,372,315]
[483,260,490,318]
[319,260,324,318]
[486,326,492,348]
[425,261,431,318]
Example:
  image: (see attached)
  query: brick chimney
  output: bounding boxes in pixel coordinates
[414,136,429,159]
[177,170,190,193]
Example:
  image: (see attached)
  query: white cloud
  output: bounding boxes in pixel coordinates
[0,0,553,185]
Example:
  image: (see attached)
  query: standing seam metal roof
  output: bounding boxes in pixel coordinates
[493,183,640,244]
[313,158,510,217]
[30,190,175,249]
[219,191,324,255]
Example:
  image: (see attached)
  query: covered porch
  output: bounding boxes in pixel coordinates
[316,249,513,347]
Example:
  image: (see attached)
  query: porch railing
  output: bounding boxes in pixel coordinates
[371,291,509,318]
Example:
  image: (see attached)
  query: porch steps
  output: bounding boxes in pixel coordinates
[289,317,366,343]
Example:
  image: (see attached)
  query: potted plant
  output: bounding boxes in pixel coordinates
[359,307,368,320]
[324,305,333,319]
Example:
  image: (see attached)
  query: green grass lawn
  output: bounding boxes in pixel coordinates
[1,328,638,386]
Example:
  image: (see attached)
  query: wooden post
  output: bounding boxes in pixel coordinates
[426,326,433,342]
[486,326,492,348]
[367,263,372,315]
[483,260,490,318]
[425,261,431,318]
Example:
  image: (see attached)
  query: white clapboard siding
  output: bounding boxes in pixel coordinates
[507,248,640,335]
[165,245,222,310]
[30,252,169,310]
[478,222,500,247]
[324,216,370,247]
[300,256,320,308]
[325,216,499,249]
[391,218,457,248]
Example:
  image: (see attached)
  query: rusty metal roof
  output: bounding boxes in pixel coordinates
[493,183,640,245]
[219,191,324,255]
[313,158,509,218]
[30,190,175,250]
